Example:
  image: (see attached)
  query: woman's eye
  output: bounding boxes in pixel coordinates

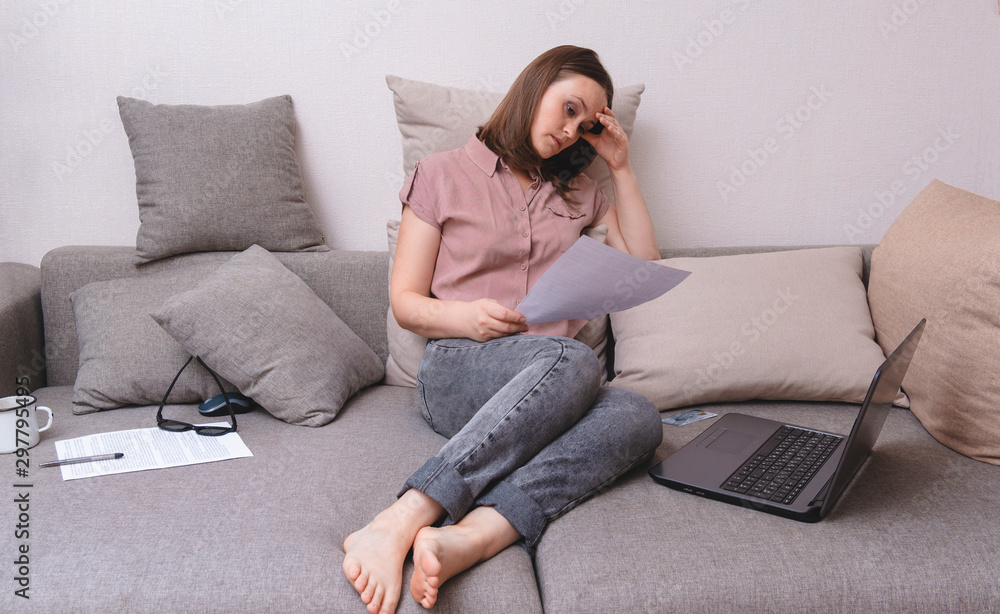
[566,104,576,117]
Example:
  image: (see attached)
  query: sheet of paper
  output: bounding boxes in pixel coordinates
[515,235,691,324]
[52,424,253,481]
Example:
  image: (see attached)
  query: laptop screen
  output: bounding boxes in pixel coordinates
[820,319,925,516]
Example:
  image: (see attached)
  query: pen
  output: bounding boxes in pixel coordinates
[40,452,124,467]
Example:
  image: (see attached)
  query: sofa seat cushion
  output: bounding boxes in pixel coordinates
[534,400,1000,613]
[22,385,542,614]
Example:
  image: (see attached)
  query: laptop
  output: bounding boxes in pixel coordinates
[648,318,925,522]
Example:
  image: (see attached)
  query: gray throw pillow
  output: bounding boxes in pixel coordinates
[71,264,235,413]
[117,95,328,263]
[150,245,384,426]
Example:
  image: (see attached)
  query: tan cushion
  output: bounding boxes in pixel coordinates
[610,246,900,410]
[868,179,1000,465]
[384,220,609,387]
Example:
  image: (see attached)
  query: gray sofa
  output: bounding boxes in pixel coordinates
[2,243,999,613]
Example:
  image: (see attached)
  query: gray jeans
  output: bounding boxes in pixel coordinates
[402,335,662,548]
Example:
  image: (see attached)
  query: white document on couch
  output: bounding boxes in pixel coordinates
[50,425,253,480]
[515,235,691,324]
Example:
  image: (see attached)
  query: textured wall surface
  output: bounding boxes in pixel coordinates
[2,0,998,266]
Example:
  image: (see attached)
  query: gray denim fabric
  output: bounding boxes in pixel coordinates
[403,335,663,548]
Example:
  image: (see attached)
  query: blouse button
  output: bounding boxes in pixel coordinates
[520,263,527,270]
[520,205,526,211]
[522,231,529,238]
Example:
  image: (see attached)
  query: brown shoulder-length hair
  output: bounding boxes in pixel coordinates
[477,45,614,203]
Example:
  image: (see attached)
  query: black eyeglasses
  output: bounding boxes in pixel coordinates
[157,356,237,436]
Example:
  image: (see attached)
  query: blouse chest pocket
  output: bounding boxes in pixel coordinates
[544,201,587,220]
[540,201,591,256]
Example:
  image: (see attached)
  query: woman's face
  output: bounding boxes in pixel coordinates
[530,73,608,160]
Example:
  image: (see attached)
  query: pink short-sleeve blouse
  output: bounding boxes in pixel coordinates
[399,136,611,338]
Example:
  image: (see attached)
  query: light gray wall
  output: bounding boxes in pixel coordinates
[2,0,998,266]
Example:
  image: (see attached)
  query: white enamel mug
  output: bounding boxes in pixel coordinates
[0,395,53,454]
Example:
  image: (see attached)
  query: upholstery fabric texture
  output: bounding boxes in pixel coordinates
[117,95,327,263]
[0,262,45,395]
[868,179,1000,465]
[534,398,1000,614]
[26,385,543,614]
[150,245,384,426]
[610,246,900,410]
[70,263,233,413]
[385,74,644,204]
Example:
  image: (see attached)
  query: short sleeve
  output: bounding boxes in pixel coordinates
[592,185,611,225]
[570,172,611,227]
[398,161,442,230]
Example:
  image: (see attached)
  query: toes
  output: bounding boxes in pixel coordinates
[419,586,438,610]
[361,581,375,603]
[379,589,399,614]
[355,570,372,599]
[367,583,384,614]
[343,557,362,583]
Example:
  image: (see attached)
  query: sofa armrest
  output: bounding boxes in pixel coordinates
[0,262,46,395]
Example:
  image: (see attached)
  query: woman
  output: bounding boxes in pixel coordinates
[343,45,663,614]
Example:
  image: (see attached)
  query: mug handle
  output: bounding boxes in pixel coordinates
[36,407,53,432]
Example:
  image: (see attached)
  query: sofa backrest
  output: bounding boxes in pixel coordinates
[39,244,874,388]
[39,246,389,387]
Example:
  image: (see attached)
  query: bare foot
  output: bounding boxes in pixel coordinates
[410,507,521,609]
[410,525,477,609]
[343,490,443,614]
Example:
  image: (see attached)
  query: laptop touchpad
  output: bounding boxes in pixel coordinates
[702,429,754,454]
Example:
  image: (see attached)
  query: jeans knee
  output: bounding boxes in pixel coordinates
[555,337,601,391]
[601,387,663,453]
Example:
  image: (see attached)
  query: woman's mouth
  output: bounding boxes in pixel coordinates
[551,135,562,148]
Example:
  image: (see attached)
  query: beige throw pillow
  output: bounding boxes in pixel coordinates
[868,179,1000,465]
[610,246,900,410]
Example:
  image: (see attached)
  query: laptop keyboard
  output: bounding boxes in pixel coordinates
[721,426,842,505]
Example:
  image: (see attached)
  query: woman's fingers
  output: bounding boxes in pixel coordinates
[475,300,527,340]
